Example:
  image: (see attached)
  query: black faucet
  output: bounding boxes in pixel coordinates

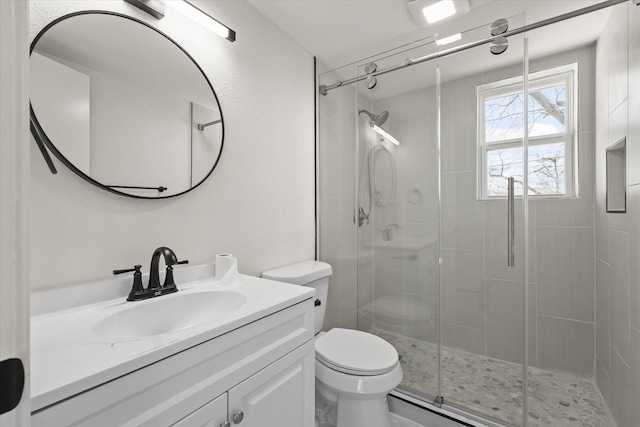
[114,247,188,301]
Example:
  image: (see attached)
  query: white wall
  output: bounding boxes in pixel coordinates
[29,0,315,290]
[0,0,30,423]
[594,3,640,426]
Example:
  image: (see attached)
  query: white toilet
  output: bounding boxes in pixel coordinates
[262,260,402,427]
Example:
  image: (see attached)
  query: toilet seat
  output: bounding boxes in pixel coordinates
[315,328,398,376]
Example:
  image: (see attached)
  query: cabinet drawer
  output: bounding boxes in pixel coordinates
[32,299,313,427]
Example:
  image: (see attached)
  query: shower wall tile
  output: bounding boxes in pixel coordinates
[373,263,403,290]
[630,1,640,47]
[339,224,357,302]
[630,185,640,330]
[608,2,629,113]
[319,109,339,197]
[338,85,356,150]
[404,293,439,344]
[338,145,355,225]
[630,325,640,425]
[537,315,594,377]
[607,101,629,233]
[442,287,484,330]
[628,39,640,187]
[486,326,524,364]
[485,279,524,330]
[339,297,357,330]
[442,248,483,293]
[323,277,341,332]
[440,73,482,99]
[528,284,538,368]
[610,347,631,427]
[485,279,525,364]
[536,226,594,322]
[596,357,611,407]
[441,91,476,174]
[403,240,439,297]
[596,258,611,372]
[441,171,484,250]
[442,323,485,355]
[610,229,630,363]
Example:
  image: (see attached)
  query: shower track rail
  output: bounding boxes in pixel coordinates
[318,0,630,95]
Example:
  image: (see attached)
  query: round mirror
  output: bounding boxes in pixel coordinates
[30,11,224,198]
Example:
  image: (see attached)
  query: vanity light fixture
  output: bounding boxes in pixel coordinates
[372,124,400,146]
[169,0,236,42]
[407,0,470,25]
[436,33,462,46]
[124,0,165,20]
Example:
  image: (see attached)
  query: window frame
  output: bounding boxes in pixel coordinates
[476,63,578,200]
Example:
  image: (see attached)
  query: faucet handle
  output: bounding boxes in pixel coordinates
[176,259,189,265]
[113,265,141,275]
[114,265,150,302]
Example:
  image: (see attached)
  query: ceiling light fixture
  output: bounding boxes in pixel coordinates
[407,0,470,26]
[169,1,236,42]
[436,33,462,46]
[372,124,400,146]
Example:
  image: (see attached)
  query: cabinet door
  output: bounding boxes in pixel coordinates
[173,393,227,427]
[228,340,314,427]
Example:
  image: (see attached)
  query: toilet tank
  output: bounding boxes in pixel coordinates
[262,261,332,335]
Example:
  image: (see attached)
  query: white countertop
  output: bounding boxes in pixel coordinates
[30,263,314,412]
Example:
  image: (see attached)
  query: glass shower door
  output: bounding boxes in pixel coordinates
[437,18,529,426]
[353,38,441,401]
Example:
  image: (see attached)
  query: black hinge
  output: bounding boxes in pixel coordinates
[0,358,25,415]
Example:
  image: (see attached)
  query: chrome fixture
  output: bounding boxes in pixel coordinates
[319,0,628,95]
[490,36,508,55]
[359,109,389,126]
[197,119,222,131]
[490,18,509,55]
[113,247,189,301]
[491,18,509,36]
[364,62,378,74]
[359,109,400,145]
[168,1,236,42]
[366,75,378,89]
[124,0,165,19]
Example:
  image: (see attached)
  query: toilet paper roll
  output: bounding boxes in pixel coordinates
[215,253,239,285]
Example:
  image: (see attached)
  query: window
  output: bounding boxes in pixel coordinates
[477,64,578,199]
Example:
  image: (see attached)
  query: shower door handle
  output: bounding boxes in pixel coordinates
[507,177,515,267]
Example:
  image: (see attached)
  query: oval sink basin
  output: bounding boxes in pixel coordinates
[93,290,247,340]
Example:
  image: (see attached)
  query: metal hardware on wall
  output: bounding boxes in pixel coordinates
[197,119,222,131]
[124,0,165,19]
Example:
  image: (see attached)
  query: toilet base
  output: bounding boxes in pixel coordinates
[315,381,394,427]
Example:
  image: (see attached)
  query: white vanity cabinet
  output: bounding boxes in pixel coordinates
[31,298,315,427]
[175,341,314,427]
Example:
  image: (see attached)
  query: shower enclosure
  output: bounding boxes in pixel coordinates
[318,1,637,426]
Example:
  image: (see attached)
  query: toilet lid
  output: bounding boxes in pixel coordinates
[315,328,398,376]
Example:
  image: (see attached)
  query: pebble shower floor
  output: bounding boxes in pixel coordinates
[373,330,614,427]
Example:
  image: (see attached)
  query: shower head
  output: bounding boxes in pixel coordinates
[359,109,389,126]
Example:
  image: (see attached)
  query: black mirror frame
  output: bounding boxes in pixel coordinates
[29,10,225,199]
